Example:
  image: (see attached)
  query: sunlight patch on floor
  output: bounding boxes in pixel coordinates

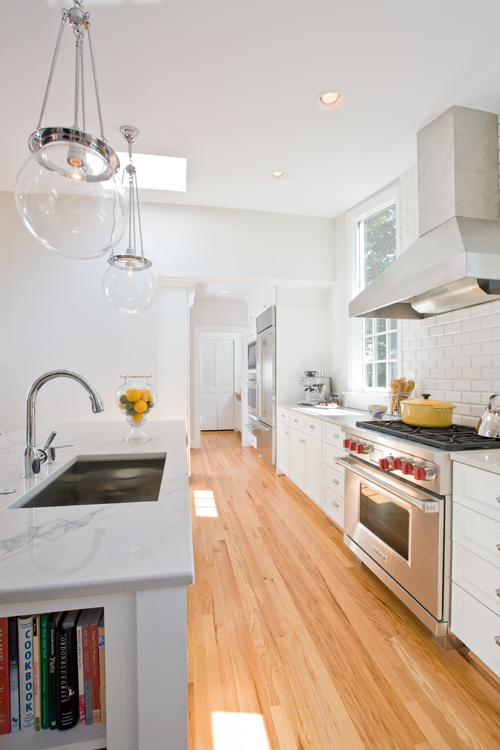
[212,712,270,750]
[193,490,219,517]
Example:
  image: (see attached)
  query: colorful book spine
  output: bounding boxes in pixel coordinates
[48,616,57,730]
[17,616,35,732]
[33,615,40,731]
[98,612,106,725]
[76,611,86,725]
[56,610,79,730]
[8,618,19,733]
[40,614,49,730]
[0,617,10,735]
[81,611,92,725]
[89,609,102,723]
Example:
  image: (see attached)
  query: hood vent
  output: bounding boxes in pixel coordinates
[349,106,500,319]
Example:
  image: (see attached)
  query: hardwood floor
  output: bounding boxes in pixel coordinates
[187,432,500,750]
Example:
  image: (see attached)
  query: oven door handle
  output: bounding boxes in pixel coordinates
[335,457,440,513]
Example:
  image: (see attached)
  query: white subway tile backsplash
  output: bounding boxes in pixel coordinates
[398,164,500,420]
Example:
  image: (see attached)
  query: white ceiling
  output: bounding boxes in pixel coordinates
[4,0,500,218]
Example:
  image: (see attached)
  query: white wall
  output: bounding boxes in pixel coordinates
[132,202,336,283]
[276,288,327,406]
[0,191,158,435]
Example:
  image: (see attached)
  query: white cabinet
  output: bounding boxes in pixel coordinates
[451,461,500,680]
[277,421,290,475]
[304,433,322,505]
[246,287,276,327]
[289,427,306,489]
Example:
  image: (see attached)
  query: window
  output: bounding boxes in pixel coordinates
[350,195,400,392]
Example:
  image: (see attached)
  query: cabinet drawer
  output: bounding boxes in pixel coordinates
[289,412,307,432]
[322,443,345,472]
[453,463,500,521]
[451,584,500,679]
[453,543,500,617]
[322,484,344,528]
[322,464,345,497]
[453,503,500,569]
[278,408,290,425]
[322,422,345,449]
[305,416,322,437]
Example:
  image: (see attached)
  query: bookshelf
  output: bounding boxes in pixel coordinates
[0,585,188,750]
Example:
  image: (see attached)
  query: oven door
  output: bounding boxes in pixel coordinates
[247,375,257,417]
[339,456,445,620]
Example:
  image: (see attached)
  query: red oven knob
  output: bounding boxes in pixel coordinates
[414,466,427,481]
[343,438,350,448]
[349,441,357,451]
[356,444,364,454]
[391,458,402,470]
[402,462,414,475]
[379,458,389,470]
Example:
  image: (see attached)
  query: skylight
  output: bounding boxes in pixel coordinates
[116,153,187,192]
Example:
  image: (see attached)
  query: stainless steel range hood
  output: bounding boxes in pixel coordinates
[350,106,500,319]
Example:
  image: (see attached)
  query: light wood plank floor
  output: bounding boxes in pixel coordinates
[188,432,500,750]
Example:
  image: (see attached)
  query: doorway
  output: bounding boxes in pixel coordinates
[199,333,236,431]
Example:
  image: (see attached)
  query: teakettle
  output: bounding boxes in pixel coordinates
[476,394,500,438]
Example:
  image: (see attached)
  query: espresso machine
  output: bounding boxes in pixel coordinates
[298,371,337,405]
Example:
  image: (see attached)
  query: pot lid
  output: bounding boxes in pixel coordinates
[404,399,456,408]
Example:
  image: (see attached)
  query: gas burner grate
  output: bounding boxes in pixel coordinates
[355,420,500,451]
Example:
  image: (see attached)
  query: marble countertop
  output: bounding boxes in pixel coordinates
[278,404,369,429]
[0,421,194,605]
[450,449,500,475]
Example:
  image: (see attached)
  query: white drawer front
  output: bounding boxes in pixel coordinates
[322,422,345,449]
[322,443,345,472]
[451,584,500,679]
[452,542,500,616]
[305,416,322,437]
[453,463,500,521]
[322,484,344,528]
[277,409,290,425]
[289,412,307,432]
[322,464,345,497]
[453,503,500,569]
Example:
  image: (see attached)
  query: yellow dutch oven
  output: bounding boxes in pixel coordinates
[400,399,456,428]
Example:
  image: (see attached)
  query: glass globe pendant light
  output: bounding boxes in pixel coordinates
[15,1,127,259]
[102,127,157,314]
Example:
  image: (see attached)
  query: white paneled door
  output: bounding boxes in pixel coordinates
[200,336,235,431]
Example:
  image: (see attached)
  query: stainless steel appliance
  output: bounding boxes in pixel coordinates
[349,106,500,320]
[248,306,276,466]
[339,420,500,643]
[248,340,257,369]
[476,394,500,438]
[298,374,334,405]
[247,371,257,418]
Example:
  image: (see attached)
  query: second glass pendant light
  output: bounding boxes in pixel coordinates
[102,127,157,314]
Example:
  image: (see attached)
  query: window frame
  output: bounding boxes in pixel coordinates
[347,185,401,394]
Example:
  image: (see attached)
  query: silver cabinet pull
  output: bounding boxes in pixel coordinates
[285,431,289,435]
[332,500,340,507]
[310,425,315,429]
[294,418,299,423]
[495,636,500,646]
[333,433,339,439]
[496,588,500,598]
[332,478,339,485]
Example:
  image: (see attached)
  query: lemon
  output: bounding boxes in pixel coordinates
[130,413,143,422]
[118,402,126,410]
[133,399,148,413]
[126,388,141,403]
[141,389,153,402]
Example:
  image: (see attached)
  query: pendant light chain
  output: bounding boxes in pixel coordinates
[36,12,68,131]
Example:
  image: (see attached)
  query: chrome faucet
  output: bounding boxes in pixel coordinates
[24,369,104,478]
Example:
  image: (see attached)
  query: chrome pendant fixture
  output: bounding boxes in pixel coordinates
[102,127,157,314]
[15,1,127,259]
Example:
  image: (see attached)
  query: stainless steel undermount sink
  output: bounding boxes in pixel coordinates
[19,456,166,508]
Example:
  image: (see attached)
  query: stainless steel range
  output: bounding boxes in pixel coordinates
[338,420,500,644]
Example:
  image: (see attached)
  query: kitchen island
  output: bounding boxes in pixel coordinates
[0,420,194,750]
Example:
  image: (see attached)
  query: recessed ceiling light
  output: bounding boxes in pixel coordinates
[315,91,348,112]
[268,171,287,180]
[116,152,187,191]
[221,290,229,294]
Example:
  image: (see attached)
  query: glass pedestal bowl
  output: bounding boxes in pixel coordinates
[116,375,156,442]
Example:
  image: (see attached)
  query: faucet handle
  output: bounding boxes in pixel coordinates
[43,430,57,451]
[47,445,73,464]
